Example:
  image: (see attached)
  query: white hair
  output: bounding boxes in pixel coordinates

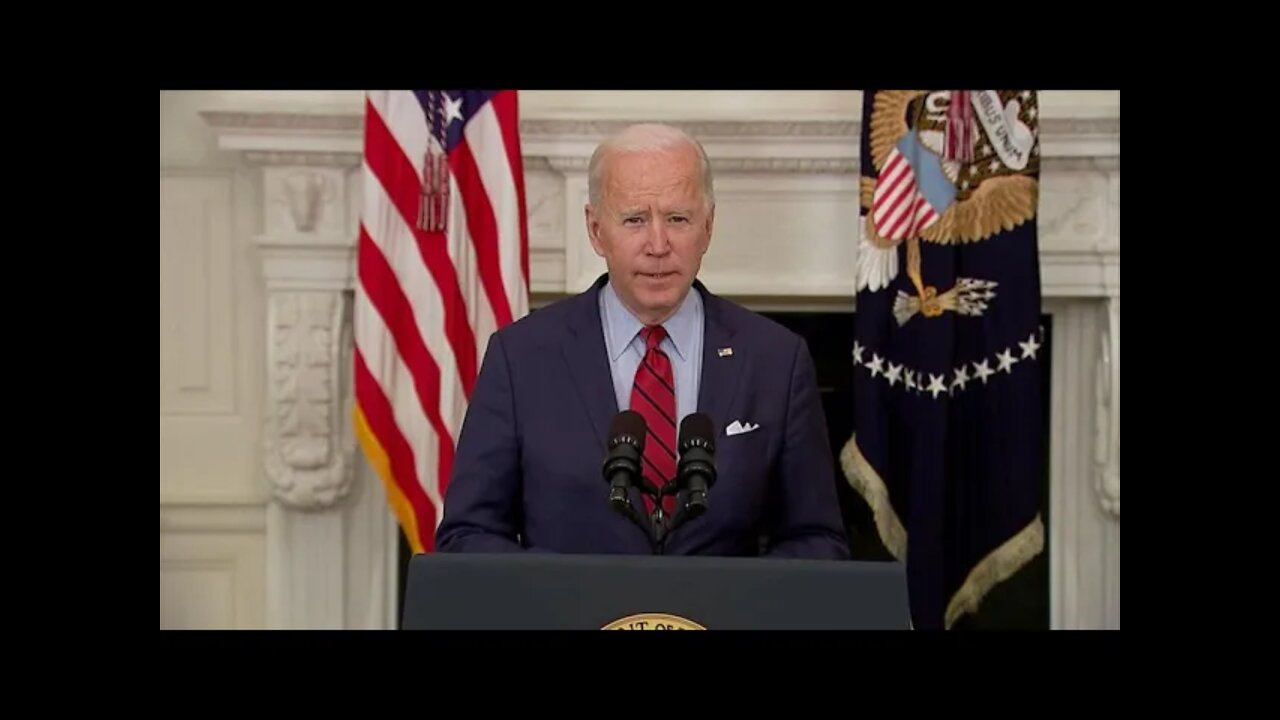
[587,123,715,210]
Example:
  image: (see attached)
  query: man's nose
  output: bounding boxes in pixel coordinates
[647,223,671,255]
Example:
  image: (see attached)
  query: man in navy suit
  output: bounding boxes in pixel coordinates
[436,123,849,560]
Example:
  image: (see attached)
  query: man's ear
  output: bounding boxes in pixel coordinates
[702,204,716,254]
[586,203,606,258]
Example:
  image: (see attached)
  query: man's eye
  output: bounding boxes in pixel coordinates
[669,216,689,223]
[623,216,644,225]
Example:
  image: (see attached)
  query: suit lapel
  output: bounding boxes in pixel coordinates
[561,277,744,547]
[696,285,743,436]
[562,276,658,546]
[562,276,618,450]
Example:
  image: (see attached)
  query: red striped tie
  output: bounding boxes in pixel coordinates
[631,325,677,518]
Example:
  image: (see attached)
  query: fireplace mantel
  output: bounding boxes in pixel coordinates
[202,93,1119,629]
[202,108,1119,303]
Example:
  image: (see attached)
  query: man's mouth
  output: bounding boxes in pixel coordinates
[639,271,675,279]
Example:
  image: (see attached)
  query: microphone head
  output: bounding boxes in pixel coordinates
[609,410,647,450]
[678,413,715,454]
[677,413,716,514]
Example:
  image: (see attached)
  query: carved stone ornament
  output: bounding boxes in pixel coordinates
[264,292,353,509]
[276,170,334,233]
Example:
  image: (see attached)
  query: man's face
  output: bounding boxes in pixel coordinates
[586,145,714,325]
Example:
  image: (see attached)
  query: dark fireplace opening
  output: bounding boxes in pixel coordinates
[396,311,1051,630]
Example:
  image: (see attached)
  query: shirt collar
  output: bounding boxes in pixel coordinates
[601,279,702,362]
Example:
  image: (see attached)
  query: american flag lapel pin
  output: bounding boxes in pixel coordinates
[718,347,733,357]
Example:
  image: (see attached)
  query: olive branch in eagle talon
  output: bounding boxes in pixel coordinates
[893,278,999,326]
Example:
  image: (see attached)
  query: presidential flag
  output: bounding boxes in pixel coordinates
[354,90,529,553]
[843,90,1045,629]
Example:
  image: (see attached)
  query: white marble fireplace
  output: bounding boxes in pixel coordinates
[198,91,1119,630]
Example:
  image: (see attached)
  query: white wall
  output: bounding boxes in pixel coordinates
[160,91,268,628]
[160,89,1119,630]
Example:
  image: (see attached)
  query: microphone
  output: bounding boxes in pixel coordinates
[677,413,717,519]
[603,411,647,517]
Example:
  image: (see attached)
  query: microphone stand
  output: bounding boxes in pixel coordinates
[612,477,709,555]
[612,475,664,554]
[610,486,646,534]
[646,480,707,555]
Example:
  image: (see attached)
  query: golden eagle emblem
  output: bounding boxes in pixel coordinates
[856,90,1040,324]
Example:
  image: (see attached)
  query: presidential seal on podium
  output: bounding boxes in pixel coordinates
[601,613,706,630]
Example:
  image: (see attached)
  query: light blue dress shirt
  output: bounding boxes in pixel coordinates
[598,280,704,426]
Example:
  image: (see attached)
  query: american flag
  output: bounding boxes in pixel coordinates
[871,147,942,241]
[850,90,1044,629]
[354,90,529,553]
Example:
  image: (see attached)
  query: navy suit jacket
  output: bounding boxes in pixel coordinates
[435,274,850,560]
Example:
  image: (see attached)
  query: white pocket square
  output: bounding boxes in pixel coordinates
[725,420,760,436]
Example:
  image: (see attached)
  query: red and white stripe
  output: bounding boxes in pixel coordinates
[872,148,941,242]
[945,90,974,163]
[355,90,529,553]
